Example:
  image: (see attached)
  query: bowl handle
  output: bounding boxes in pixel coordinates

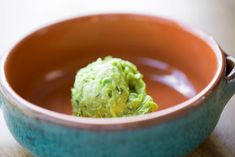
[223,52,235,98]
[225,55,235,82]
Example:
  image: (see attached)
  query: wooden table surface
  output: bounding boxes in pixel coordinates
[1,0,235,156]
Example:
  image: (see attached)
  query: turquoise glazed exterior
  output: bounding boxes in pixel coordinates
[0,73,235,157]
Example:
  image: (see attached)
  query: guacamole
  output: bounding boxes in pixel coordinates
[71,57,158,118]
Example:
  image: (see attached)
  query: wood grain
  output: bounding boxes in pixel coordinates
[0,0,235,156]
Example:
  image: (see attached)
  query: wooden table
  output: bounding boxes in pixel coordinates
[1,0,235,156]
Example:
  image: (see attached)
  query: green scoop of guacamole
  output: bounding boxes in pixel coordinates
[71,57,158,118]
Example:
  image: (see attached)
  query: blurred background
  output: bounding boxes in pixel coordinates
[0,0,235,156]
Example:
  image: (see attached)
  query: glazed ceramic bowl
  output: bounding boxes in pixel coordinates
[0,14,235,157]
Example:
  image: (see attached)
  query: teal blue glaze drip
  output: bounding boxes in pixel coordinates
[223,79,235,101]
[214,78,235,126]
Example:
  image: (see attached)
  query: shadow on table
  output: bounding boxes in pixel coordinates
[189,135,233,157]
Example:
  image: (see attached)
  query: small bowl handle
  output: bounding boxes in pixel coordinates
[225,55,235,82]
[222,51,235,99]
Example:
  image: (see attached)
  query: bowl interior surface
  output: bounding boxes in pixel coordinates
[5,14,218,115]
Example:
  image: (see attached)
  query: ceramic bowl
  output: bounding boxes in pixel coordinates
[0,14,235,157]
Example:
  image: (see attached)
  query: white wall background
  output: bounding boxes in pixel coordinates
[1,0,235,54]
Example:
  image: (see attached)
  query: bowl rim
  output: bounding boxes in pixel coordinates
[0,13,225,130]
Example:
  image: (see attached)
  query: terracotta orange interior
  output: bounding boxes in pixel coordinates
[5,14,218,115]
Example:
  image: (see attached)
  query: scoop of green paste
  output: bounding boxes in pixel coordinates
[71,57,158,118]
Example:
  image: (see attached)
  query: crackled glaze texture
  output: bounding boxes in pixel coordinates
[1,78,234,157]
